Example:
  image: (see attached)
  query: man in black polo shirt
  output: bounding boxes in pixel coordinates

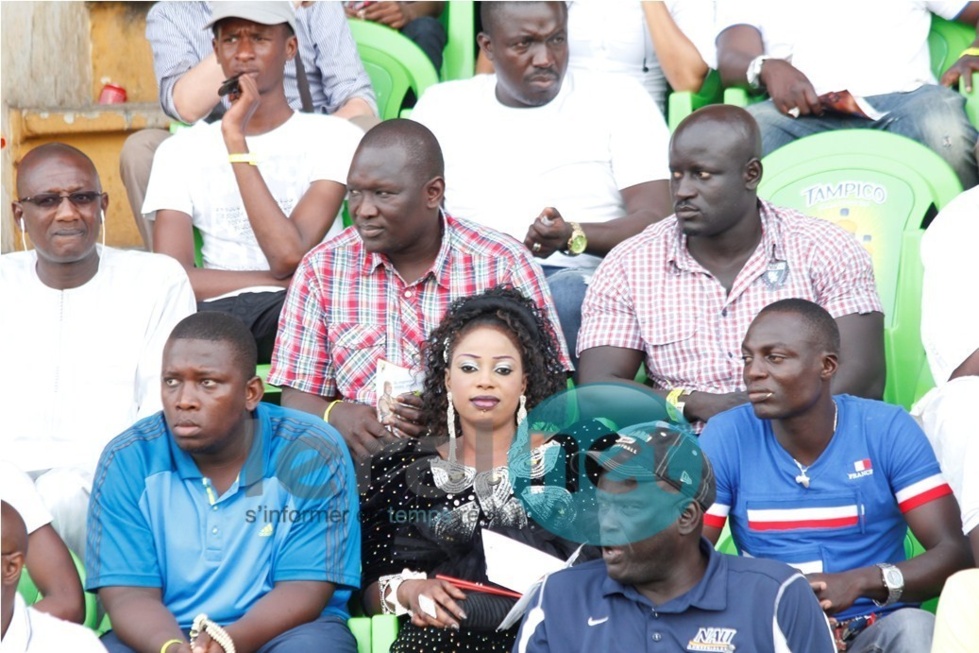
[514,422,835,653]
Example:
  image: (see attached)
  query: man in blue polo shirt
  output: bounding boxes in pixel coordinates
[700,299,971,653]
[86,312,360,653]
[514,422,835,653]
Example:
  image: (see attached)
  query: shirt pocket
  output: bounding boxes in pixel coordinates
[328,323,386,386]
[741,491,865,570]
[637,303,700,383]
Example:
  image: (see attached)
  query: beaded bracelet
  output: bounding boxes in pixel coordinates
[189,614,236,653]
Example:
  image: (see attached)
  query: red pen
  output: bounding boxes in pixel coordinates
[435,574,523,599]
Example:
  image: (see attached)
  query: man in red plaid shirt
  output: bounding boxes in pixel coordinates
[577,106,884,430]
[269,120,570,459]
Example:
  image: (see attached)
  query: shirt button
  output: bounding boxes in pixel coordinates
[211,527,218,535]
[404,290,413,298]
[721,307,728,317]
[212,505,218,511]
[652,632,662,641]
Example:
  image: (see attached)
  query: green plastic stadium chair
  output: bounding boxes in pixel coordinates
[726,15,979,124]
[758,130,962,409]
[348,615,372,653]
[928,15,979,126]
[348,18,440,120]
[667,69,724,132]
[371,614,400,653]
[17,550,100,631]
[714,521,738,556]
[439,1,476,81]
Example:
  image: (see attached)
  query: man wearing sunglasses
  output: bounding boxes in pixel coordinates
[0,143,195,558]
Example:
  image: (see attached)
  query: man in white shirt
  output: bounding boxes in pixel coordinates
[144,1,363,362]
[715,0,979,189]
[1,143,196,557]
[911,185,979,546]
[1,501,107,652]
[411,1,672,365]
[0,462,84,625]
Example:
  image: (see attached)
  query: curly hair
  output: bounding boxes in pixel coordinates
[420,285,568,438]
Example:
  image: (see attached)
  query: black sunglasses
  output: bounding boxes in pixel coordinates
[17,191,104,209]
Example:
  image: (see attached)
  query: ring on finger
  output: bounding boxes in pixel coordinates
[532,242,542,253]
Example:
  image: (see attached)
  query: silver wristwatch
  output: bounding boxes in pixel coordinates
[746,55,774,91]
[873,563,904,607]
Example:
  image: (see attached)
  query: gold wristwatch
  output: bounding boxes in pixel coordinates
[565,222,587,256]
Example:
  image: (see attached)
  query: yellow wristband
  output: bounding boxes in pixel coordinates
[228,153,258,165]
[160,639,183,653]
[665,387,689,422]
[961,47,979,58]
[323,399,343,425]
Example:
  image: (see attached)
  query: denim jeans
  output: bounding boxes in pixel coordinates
[401,16,446,72]
[847,607,935,653]
[541,266,590,371]
[747,84,979,189]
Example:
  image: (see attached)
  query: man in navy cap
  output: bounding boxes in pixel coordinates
[514,422,835,653]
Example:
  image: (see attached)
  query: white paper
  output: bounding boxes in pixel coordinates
[483,529,565,595]
[496,543,586,631]
[375,359,423,435]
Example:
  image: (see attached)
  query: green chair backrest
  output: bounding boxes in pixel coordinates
[347,18,440,120]
[667,69,724,132]
[371,614,399,653]
[439,1,476,81]
[348,615,372,653]
[928,15,975,78]
[758,130,962,408]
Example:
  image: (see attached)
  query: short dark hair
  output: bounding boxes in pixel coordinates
[757,298,841,354]
[481,1,567,37]
[167,312,258,379]
[359,119,444,184]
[420,286,567,437]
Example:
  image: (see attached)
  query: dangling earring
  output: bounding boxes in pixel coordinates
[446,391,457,463]
[517,394,527,426]
[20,222,28,252]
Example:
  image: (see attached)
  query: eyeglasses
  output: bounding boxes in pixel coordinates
[16,191,104,209]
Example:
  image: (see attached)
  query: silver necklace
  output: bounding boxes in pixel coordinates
[792,402,838,489]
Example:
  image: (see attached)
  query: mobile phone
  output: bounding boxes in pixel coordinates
[218,74,241,98]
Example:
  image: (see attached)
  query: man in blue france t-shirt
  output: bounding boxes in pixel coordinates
[700,298,971,652]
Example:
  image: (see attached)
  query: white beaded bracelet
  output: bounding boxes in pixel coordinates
[189,614,236,653]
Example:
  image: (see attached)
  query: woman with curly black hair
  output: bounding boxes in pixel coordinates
[359,285,575,653]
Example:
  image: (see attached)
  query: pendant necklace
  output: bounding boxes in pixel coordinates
[792,401,837,489]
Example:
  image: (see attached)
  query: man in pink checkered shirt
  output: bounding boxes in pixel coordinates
[577,106,884,430]
[269,120,571,459]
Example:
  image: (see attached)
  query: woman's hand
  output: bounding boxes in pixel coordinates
[397,578,468,630]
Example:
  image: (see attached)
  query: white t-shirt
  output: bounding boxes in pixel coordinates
[912,186,979,536]
[0,247,196,475]
[568,0,717,111]
[716,0,967,96]
[411,69,670,269]
[0,461,52,534]
[920,185,979,385]
[143,112,363,273]
[0,594,107,653]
